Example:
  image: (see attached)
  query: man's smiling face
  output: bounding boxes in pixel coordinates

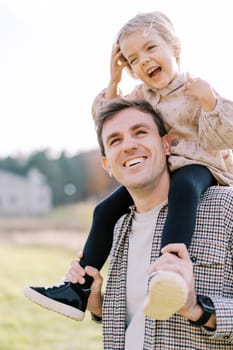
[101,107,170,193]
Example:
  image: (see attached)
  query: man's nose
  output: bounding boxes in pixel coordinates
[122,136,138,151]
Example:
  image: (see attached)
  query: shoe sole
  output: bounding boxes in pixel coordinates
[143,271,188,320]
[24,287,85,321]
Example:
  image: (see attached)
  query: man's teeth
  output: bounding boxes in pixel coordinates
[125,157,144,167]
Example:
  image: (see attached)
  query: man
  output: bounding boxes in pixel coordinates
[67,98,233,349]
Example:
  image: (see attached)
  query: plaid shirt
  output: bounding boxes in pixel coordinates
[102,186,233,349]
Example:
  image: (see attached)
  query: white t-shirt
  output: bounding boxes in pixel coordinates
[125,201,167,350]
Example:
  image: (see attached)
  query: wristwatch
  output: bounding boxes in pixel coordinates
[189,295,215,327]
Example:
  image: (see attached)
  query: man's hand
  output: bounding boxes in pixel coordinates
[148,244,203,320]
[148,243,216,328]
[84,266,103,318]
[65,258,103,318]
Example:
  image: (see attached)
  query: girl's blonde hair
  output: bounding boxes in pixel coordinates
[116,11,181,74]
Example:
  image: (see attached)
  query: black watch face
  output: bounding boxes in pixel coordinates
[199,295,214,311]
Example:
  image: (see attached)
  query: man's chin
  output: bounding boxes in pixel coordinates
[126,180,148,191]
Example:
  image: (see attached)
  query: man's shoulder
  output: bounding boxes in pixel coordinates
[115,213,128,229]
[111,213,132,252]
[112,213,129,238]
[201,185,233,207]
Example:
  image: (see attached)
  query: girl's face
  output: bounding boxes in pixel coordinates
[119,28,179,90]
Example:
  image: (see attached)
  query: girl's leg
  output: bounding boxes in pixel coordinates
[80,185,133,288]
[160,165,216,250]
[24,186,132,320]
[144,165,216,320]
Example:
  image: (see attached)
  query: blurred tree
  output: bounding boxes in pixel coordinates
[85,150,118,200]
[0,156,26,175]
[0,149,117,207]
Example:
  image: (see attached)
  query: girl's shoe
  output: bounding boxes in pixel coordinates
[24,282,90,321]
[143,271,188,320]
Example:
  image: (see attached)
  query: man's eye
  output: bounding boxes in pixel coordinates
[110,138,120,146]
[136,130,147,135]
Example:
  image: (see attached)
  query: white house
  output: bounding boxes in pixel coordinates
[0,168,52,215]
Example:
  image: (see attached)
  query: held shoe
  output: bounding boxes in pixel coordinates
[143,271,188,320]
[24,281,90,321]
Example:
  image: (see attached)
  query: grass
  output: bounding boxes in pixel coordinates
[0,244,103,350]
[0,201,104,350]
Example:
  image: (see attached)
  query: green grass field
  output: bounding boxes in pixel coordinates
[0,244,103,350]
[0,202,104,350]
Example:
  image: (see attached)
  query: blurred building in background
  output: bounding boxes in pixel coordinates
[0,168,52,215]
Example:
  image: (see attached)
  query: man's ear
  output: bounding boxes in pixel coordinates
[101,156,112,176]
[162,134,171,156]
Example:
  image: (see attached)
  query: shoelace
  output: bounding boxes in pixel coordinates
[44,281,69,290]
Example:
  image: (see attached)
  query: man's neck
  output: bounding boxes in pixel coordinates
[130,175,170,214]
[134,193,168,213]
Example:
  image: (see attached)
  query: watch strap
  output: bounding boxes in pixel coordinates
[189,309,212,326]
[189,295,215,327]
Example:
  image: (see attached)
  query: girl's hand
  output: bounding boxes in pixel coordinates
[184,77,217,111]
[110,43,128,84]
[105,43,129,99]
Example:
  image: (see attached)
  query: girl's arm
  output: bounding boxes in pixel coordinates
[92,80,144,121]
[184,77,233,149]
[199,96,233,150]
[105,43,128,99]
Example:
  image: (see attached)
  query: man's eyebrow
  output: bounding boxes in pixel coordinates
[130,122,150,130]
[105,122,150,143]
[105,132,120,144]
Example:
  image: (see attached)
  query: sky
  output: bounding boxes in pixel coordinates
[1,0,233,158]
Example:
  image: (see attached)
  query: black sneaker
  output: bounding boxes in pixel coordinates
[24,282,90,321]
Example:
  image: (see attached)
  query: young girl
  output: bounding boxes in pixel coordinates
[24,11,233,321]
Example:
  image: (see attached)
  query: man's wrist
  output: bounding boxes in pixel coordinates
[87,292,103,321]
[188,295,216,328]
[187,303,204,322]
[91,312,102,323]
